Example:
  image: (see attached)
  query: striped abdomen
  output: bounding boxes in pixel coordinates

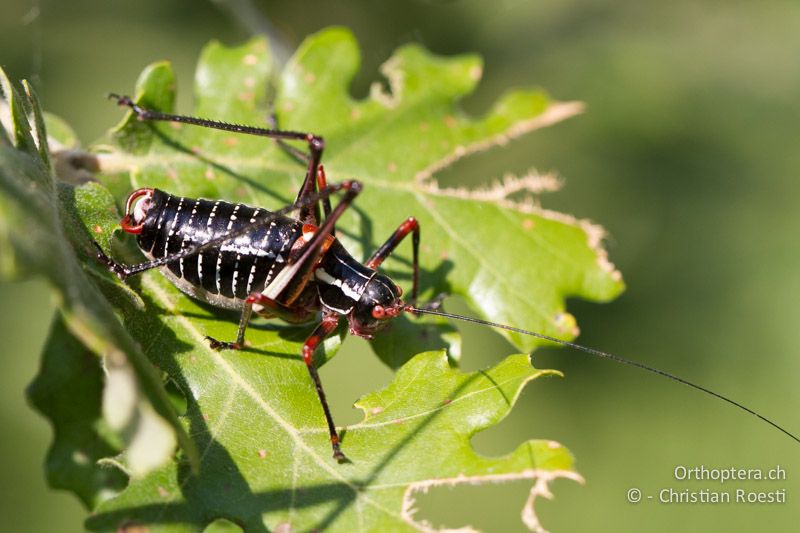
[136,189,304,305]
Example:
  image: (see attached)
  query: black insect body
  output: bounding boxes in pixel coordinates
[121,187,404,335]
[97,95,421,461]
[95,95,799,463]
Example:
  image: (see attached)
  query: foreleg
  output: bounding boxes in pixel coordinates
[366,217,420,303]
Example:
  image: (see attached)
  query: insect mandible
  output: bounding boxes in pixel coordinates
[94,94,800,462]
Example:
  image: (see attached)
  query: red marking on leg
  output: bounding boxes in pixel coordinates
[366,216,419,269]
[302,343,316,365]
[303,315,337,365]
[316,165,328,189]
[400,217,419,234]
[300,313,346,461]
[293,224,335,259]
[302,223,318,240]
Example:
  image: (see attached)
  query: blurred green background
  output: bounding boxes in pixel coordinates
[2,0,799,531]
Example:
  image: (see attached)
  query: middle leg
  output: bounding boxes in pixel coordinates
[205,293,315,351]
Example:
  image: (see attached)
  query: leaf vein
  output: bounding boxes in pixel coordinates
[142,276,403,520]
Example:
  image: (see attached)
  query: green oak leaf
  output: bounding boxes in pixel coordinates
[27,317,128,509]
[0,72,200,479]
[95,28,623,357]
[20,27,623,531]
[87,351,576,532]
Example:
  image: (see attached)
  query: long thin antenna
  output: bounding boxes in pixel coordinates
[409,306,800,445]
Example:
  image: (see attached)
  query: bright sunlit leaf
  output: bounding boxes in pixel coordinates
[4,27,623,531]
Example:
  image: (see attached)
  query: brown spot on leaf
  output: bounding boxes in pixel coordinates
[553,312,579,337]
[469,65,483,81]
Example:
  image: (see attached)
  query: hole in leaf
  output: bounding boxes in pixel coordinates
[412,480,536,532]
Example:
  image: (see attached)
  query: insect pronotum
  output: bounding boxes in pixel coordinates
[94,94,800,462]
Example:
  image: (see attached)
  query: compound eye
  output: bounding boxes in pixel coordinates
[371,305,386,320]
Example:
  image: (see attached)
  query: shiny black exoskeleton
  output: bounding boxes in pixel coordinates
[95,94,420,462]
[121,187,408,336]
